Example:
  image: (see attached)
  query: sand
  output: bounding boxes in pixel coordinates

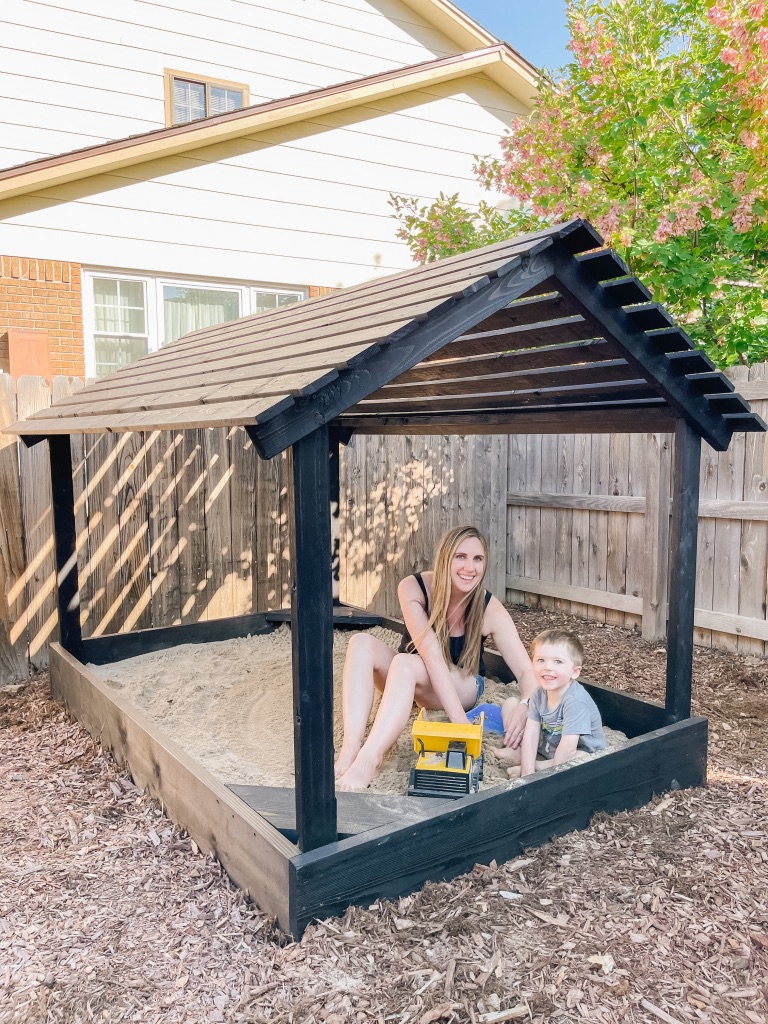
[91,626,627,795]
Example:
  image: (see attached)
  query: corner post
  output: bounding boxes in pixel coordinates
[290,424,337,851]
[48,434,82,660]
[665,419,701,722]
[328,425,342,606]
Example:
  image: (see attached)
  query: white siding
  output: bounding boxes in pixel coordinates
[0,75,522,288]
[0,0,462,165]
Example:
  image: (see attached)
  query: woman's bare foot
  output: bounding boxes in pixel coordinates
[336,751,381,791]
[334,741,362,778]
[490,745,520,764]
[506,765,522,779]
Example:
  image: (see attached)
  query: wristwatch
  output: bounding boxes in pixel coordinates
[519,697,530,707]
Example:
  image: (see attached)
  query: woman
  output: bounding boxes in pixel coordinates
[335,525,537,791]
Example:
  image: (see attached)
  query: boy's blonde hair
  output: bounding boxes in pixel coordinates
[530,628,584,666]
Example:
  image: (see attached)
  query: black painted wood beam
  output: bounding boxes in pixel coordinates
[291,424,337,851]
[666,418,701,722]
[328,425,342,605]
[48,434,82,660]
[552,249,732,451]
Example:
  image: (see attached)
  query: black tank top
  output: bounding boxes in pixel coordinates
[398,572,492,676]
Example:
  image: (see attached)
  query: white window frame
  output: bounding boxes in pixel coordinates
[82,269,306,378]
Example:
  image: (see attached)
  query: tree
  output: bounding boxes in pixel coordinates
[390,0,768,366]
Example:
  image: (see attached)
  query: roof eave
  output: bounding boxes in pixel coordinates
[0,47,536,203]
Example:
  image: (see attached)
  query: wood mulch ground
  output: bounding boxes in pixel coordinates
[1,607,767,1024]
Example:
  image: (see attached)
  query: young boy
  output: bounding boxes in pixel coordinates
[495,628,607,777]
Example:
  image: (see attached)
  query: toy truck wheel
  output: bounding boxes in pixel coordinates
[477,753,484,781]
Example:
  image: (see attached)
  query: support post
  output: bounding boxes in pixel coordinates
[48,434,82,660]
[665,419,701,722]
[290,424,337,851]
[642,432,672,641]
[328,426,341,606]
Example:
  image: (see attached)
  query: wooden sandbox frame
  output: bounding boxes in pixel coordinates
[51,625,706,936]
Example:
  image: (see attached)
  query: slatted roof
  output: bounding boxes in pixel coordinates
[10,220,765,457]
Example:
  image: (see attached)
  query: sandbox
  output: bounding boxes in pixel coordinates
[50,613,707,936]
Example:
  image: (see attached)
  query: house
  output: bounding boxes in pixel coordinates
[0,0,537,380]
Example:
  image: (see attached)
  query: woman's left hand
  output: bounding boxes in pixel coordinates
[503,700,529,748]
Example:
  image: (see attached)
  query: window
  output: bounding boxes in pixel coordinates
[84,272,305,378]
[164,69,249,126]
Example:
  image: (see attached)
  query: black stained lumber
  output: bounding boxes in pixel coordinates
[426,317,602,362]
[665,418,701,722]
[265,606,382,627]
[229,785,445,839]
[253,251,558,459]
[289,716,708,933]
[328,425,342,604]
[338,405,676,436]
[371,360,635,401]
[356,384,657,415]
[291,424,337,851]
[396,339,617,384]
[601,278,653,306]
[48,434,82,660]
[551,248,732,451]
[81,612,275,664]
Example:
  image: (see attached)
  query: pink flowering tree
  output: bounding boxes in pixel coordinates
[391,0,768,365]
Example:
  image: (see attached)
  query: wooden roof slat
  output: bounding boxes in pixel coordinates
[646,328,698,353]
[576,249,632,282]
[723,413,767,432]
[357,381,656,413]
[394,339,618,383]
[48,344,369,411]
[665,350,717,375]
[624,303,676,333]
[17,396,286,434]
[601,278,654,307]
[424,317,603,362]
[45,371,334,418]
[703,392,752,414]
[686,372,735,396]
[372,360,636,400]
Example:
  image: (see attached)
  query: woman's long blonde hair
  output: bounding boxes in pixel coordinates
[409,526,490,674]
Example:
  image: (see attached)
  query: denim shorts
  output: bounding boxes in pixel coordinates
[475,674,485,705]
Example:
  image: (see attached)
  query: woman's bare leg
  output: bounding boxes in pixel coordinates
[337,653,428,791]
[334,633,396,777]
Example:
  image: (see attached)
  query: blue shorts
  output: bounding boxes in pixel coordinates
[475,675,485,705]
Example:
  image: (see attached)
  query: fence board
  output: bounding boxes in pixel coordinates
[17,377,55,667]
[506,433,527,605]
[587,433,610,623]
[624,433,646,631]
[202,428,235,621]
[570,433,591,620]
[115,431,152,633]
[738,368,768,656]
[80,432,122,638]
[0,376,27,680]
[229,427,256,617]
[712,366,747,652]
[605,432,629,627]
[145,430,183,628]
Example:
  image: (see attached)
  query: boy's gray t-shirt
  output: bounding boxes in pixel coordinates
[529,681,607,758]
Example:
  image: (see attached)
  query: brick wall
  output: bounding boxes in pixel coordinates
[0,256,85,377]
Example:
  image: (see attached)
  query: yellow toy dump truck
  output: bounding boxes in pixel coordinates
[407,709,484,799]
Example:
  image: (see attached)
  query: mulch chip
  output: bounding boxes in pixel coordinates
[1,609,767,1023]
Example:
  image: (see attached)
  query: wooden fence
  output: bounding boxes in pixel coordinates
[0,365,766,681]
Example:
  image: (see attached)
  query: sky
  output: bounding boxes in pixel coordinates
[451,1,571,71]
